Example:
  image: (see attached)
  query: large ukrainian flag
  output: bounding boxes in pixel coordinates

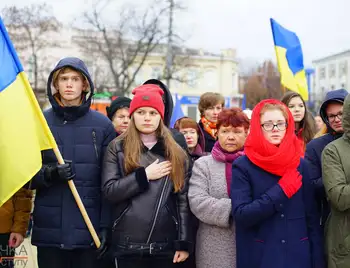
[0,17,57,206]
[270,18,308,101]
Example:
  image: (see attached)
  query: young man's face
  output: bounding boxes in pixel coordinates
[57,69,87,106]
[326,102,344,133]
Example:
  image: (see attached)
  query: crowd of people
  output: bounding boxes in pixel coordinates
[1,56,349,268]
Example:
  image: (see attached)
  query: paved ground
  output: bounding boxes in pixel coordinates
[14,238,37,268]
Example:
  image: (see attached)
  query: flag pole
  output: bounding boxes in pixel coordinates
[20,73,101,248]
[53,148,101,248]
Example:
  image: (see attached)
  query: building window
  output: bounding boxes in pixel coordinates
[172,73,181,89]
[135,70,143,85]
[331,85,335,90]
[202,69,217,89]
[187,69,199,88]
[339,61,348,76]
[151,66,162,79]
[341,83,346,88]
[319,67,326,79]
[329,64,336,78]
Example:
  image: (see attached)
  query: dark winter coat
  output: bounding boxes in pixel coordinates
[30,57,116,249]
[305,88,348,227]
[101,139,193,257]
[198,121,216,152]
[231,156,324,268]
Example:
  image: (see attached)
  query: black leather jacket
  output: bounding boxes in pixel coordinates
[102,138,192,257]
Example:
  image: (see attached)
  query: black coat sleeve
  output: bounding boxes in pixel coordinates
[30,150,56,190]
[99,123,117,229]
[173,163,194,254]
[304,144,325,198]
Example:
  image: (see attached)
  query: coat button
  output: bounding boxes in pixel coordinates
[281,214,285,218]
[279,204,283,208]
[281,240,286,244]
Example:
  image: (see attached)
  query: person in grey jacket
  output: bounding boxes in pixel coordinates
[188,108,249,268]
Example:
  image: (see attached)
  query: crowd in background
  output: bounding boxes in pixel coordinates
[1,56,350,268]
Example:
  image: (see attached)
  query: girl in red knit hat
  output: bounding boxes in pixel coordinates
[102,84,192,268]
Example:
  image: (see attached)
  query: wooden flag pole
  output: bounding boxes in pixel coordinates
[53,147,101,248]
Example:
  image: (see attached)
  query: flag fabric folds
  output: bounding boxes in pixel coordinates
[270,18,309,101]
[0,17,57,206]
[170,94,185,128]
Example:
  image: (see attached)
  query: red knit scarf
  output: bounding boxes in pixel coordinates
[244,99,302,176]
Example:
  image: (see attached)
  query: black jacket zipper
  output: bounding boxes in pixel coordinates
[112,205,130,232]
[92,130,99,160]
[146,176,169,244]
[165,204,179,230]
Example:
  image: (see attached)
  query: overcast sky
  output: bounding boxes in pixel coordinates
[1,0,349,67]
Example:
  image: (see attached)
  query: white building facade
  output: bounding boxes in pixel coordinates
[312,50,350,105]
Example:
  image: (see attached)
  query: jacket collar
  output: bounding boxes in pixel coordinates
[142,138,166,157]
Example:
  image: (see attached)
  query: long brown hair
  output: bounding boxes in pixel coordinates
[117,117,187,192]
[281,91,316,144]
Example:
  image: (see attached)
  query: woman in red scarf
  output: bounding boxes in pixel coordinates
[230,99,324,268]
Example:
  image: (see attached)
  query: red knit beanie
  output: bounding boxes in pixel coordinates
[129,84,165,120]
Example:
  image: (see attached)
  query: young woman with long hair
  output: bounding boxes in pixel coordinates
[281,91,316,150]
[102,85,192,268]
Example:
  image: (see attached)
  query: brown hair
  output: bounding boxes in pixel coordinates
[174,117,200,134]
[281,91,316,144]
[118,117,187,192]
[52,67,88,91]
[198,92,225,117]
[217,108,250,132]
[260,103,289,120]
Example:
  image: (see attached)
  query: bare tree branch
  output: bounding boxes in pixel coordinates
[73,0,179,95]
[2,4,61,106]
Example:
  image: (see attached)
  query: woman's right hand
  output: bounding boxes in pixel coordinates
[145,159,172,181]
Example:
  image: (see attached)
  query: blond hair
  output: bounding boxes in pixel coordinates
[260,103,289,120]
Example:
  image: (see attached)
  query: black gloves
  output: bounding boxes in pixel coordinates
[95,228,109,259]
[44,160,75,183]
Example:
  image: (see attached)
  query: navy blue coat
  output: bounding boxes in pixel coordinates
[231,156,324,268]
[31,57,116,249]
[305,88,348,227]
[305,133,339,226]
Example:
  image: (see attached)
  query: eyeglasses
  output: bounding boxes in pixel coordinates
[327,112,342,123]
[261,122,288,132]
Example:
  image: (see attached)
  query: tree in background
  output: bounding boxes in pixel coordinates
[2,4,61,106]
[73,0,192,95]
[73,0,165,95]
[244,60,283,108]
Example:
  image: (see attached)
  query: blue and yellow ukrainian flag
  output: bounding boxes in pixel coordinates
[0,17,57,206]
[270,18,308,100]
